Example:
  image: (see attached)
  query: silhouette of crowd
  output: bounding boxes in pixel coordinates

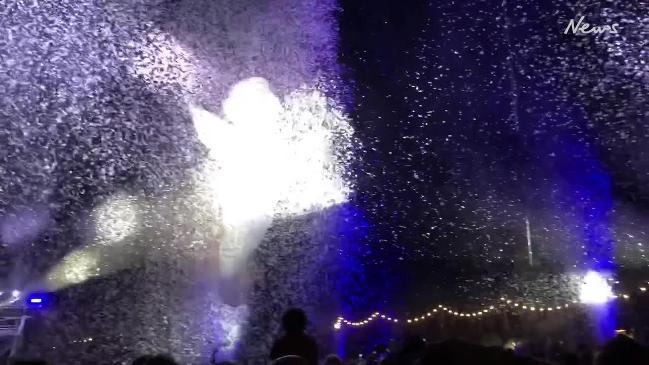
[10,308,649,365]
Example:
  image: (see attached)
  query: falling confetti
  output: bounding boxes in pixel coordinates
[1,0,648,363]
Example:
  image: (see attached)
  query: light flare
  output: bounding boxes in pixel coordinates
[191,77,353,276]
[46,248,101,289]
[94,194,139,245]
[191,77,352,224]
[580,271,614,305]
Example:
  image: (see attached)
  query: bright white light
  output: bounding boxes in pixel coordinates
[222,77,282,127]
[30,298,43,304]
[190,80,285,225]
[95,194,138,244]
[62,251,99,285]
[275,89,352,214]
[580,271,613,305]
[191,78,353,276]
[504,339,517,350]
[191,78,352,225]
[11,290,19,297]
[47,249,100,289]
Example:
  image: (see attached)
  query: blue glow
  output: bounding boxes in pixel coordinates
[25,292,54,309]
[547,104,616,341]
[333,203,398,357]
[334,204,370,358]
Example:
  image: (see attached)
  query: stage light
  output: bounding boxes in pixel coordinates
[615,329,631,337]
[191,85,351,225]
[191,79,353,280]
[94,194,138,245]
[47,248,100,288]
[25,292,56,309]
[222,77,282,129]
[579,271,613,305]
[504,340,517,350]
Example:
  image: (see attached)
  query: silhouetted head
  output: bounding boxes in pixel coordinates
[271,355,308,365]
[323,354,344,365]
[132,356,153,365]
[597,335,649,365]
[131,354,179,365]
[282,308,308,333]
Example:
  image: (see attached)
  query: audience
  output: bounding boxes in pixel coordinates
[419,339,550,365]
[596,334,649,365]
[269,308,319,365]
[322,354,344,365]
[18,308,649,365]
[381,335,426,365]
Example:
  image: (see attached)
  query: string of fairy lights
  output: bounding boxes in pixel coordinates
[333,280,649,330]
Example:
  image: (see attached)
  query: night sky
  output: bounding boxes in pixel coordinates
[336,0,649,313]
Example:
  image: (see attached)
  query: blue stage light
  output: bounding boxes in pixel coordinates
[25,292,55,309]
